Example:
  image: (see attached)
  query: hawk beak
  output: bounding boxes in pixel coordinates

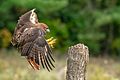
[46,29,50,32]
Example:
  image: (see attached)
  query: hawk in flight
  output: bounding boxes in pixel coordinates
[11,9,56,71]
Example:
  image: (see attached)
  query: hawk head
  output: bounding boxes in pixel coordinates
[37,23,50,33]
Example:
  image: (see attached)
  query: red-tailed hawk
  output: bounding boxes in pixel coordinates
[11,9,55,71]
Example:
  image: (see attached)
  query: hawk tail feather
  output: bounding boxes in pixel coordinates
[26,57,40,70]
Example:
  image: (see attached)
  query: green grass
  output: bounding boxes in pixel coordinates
[0,49,120,80]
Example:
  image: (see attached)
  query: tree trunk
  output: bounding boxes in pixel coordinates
[66,43,89,80]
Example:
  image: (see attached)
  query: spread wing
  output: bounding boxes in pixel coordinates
[17,28,55,71]
[11,21,35,46]
[11,10,35,46]
[11,22,46,46]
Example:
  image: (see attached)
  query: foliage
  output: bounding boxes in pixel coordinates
[0,28,12,48]
[0,0,120,55]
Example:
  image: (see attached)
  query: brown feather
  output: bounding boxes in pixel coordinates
[11,9,55,71]
[27,58,35,70]
[27,57,40,70]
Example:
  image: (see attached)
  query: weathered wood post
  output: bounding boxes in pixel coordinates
[66,43,89,80]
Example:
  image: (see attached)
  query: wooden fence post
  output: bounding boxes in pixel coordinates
[66,43,89,80]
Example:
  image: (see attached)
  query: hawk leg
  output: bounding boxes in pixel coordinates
[47,37,56,48]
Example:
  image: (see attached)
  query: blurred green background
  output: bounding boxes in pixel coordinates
[0,0,120,80]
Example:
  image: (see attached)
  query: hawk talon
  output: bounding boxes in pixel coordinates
[46,37,53,42]
[47,37,56,48]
